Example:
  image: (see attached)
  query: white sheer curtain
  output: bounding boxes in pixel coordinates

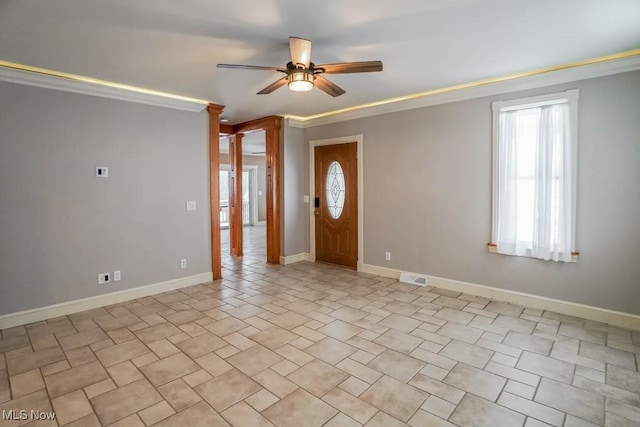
[495,103,575,262]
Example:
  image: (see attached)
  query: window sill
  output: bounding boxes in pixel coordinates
[487,243,579,262]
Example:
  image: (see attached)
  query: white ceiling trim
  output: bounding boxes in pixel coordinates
[1,51,638,121]
[0,62,210,112]
[286,52,640,129]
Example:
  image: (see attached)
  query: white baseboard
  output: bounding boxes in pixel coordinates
[361,263,640,331]
[360,263,401,279]
[0,272,213,330]
[280,253,312,265]
[254,221,266,226]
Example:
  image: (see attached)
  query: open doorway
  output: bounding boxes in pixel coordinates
[219,131,267,264]
[207,111,281,280]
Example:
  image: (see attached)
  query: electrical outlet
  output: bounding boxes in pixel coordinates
[98,273,110,285]
[113,270,121,281]
[180,259,187,269]
[385,251,391,261]
[186,201,197,211]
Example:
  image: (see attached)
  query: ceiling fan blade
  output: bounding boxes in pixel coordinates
[316,61,383,74]
[217,64,285,71]
[257,76,288,95]
[289,37,312,68]
[314,75,346,97]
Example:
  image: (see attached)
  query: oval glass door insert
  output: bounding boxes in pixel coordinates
[326,161,346,219]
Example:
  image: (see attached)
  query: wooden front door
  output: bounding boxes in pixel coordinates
[314,143,357,268]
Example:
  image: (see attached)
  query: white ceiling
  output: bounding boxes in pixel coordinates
[1,0,638,123]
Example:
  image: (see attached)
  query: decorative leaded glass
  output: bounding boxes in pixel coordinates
[325,161,345,219]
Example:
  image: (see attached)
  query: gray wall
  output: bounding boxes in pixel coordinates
[219,153,267,222]
[304,71,640,314]
[282,122,308,256]
[0,83,211,314]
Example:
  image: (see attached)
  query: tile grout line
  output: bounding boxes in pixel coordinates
[2,259,639,427]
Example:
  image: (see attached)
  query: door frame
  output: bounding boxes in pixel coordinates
[228,133,243,256]
[219,165,230,229]
[218,164,258,227]
[245,165,259,225]
[211,114,282,276]
[207,104,225,280]
[309,134,364,271]
[227,116,282,264]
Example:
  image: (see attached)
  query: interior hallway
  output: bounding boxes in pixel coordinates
[221,224,267,267]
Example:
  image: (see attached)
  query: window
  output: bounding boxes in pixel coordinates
[491,90,578,262]
[326,161,346,219]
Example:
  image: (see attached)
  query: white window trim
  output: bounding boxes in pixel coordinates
[490,89,580,262]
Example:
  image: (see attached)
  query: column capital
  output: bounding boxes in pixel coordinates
[206,103,225,115]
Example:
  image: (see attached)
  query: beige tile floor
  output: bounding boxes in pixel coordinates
[221,225,267,263]
[1,254,639,426]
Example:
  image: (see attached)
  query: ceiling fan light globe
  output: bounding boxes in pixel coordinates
[288,70,314,92]
[288,80,313,92]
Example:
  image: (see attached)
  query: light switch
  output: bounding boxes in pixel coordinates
[96,167,108,177]
[303,195,310,203]
[186,201,197,211]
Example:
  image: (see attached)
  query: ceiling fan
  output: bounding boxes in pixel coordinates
[217,37,383,97]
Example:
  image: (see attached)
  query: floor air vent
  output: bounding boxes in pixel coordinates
[399,271,429,287]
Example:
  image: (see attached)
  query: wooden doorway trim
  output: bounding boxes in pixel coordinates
[207,103,225,280]
[228,133,243,256]
[219,124,234,135]
[231,116,282,264]
[309,134,364,271]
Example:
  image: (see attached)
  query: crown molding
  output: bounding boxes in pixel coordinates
[0,62,210,112]
[2,50,638,121]
[286,118,305,128]
[285,51,640,128]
